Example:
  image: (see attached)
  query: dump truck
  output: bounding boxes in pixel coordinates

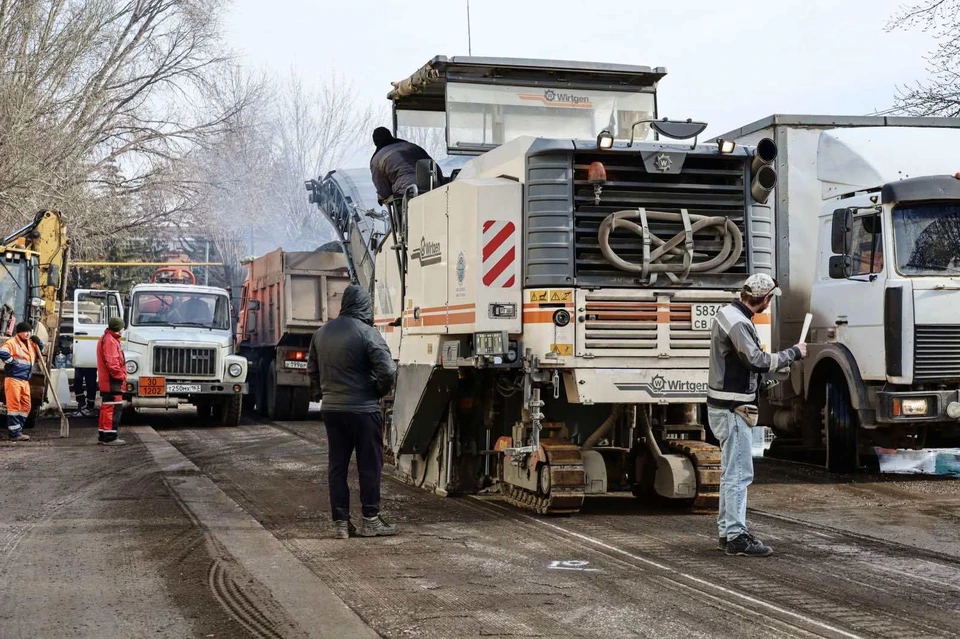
[309,56,782,514]
[718,115,960,471]
[236,247,351,420]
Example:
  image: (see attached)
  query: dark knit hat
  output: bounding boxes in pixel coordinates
[108,317,125,332]
[15,322,31,334]
[372,127,395,150]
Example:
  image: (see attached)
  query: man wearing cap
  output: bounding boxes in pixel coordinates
[97,317,127,446]
[0,322,44,441]
[707,273,807,557]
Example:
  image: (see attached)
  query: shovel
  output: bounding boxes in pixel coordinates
[36,352,69,438]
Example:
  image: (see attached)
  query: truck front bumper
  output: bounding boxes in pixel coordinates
[877,389,960,423]
[125,379,248,406]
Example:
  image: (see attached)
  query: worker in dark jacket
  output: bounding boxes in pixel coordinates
[308,284,397,539]
[369,127,439,204]
[707,274,806,557]
[0,322,43,441]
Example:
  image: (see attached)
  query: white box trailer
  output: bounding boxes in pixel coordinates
[717,115,960,470]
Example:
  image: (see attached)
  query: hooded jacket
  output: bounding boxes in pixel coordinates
[707,300,801,409]
[97,329,126,393]
[369,135,437,202]
[307,285,396,413]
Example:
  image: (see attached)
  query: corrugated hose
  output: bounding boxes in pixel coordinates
[597,207,743,285]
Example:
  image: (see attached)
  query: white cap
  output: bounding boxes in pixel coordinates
[743,273,781,297]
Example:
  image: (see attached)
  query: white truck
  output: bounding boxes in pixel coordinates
[719,115,960,471]
[118,283,248,425]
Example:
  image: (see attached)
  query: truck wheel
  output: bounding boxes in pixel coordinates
[220,395,242,427]
[196,403,212,421]
[289,387,311,421]
[266,366,292,421]
[824,380,858,473]
[254,360,269,417]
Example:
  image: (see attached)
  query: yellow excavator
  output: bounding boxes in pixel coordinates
[0,210,68,427]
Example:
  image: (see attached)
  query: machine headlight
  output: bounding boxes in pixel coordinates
[228,363,243,378]
[125,361,138,374]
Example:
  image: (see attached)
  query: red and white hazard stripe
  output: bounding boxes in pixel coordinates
[481,220,517,288]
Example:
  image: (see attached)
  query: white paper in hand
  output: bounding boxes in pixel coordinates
[799,313,813,344]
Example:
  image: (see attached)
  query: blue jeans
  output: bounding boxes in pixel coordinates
[707,406,754,540]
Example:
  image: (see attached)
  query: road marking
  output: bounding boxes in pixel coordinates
[132,426,377,639]
[475,497,864,639]
[548,560,599,572]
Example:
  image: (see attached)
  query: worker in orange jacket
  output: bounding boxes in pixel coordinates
[97,317,127,446]
[1,322,44,442]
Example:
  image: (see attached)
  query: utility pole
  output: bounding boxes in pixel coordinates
[204,239,210,285]
[467,0,473,55]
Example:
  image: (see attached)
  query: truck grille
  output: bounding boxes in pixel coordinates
[914,325,960,381]
[573,152,748,288]
[580,293,733,357]
[153,346,217,377]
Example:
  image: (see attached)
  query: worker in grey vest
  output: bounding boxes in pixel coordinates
[706,274,806,557]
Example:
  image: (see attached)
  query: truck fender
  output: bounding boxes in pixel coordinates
[804,344,869,411]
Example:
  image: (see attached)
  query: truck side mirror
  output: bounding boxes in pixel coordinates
[831,208,852,254]
[247,299,261,312]
[828,255,853,279]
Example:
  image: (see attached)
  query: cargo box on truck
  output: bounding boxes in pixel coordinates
[236,248,351,420]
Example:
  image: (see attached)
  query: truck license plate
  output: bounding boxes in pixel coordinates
[138,376,166,397]
[167,384,202,394]
[691,304,722,331]
[284,361,308,370]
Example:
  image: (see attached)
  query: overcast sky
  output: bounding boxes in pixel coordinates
[225,0,936,164]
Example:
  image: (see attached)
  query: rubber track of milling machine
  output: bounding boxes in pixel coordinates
[500,443,586,515]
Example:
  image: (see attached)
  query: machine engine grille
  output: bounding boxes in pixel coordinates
[914,325,960,381]
[573,152,748,287]
[153,346,217,377]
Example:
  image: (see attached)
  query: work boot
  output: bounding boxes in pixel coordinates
[334,520,358,539]
[99,438,127,446]
[360,515,397,537]
[76,406,90,417]
[725,533,773,557]
[9,433,30,442]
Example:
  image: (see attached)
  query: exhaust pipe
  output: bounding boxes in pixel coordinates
[751,137,778,173]
[751,165,777,204]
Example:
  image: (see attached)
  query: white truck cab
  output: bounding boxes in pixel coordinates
[123,283,248,425]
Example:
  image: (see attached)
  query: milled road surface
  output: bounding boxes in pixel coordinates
[3,410,960,638]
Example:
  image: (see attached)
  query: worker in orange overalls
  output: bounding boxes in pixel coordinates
[97,317,127,446]
[1,322,44,442]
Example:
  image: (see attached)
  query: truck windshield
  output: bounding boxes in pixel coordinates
[131,291,230,330]
[893,203,960,275]
[0,259,27,318]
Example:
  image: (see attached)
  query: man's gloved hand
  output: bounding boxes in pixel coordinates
[29,335,43,351]
[794,342,808,358]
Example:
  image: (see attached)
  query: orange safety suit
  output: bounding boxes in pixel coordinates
[0,336,38,438]
[96,329,126,442]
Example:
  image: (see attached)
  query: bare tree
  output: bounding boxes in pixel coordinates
[887,0,960,115]
[0,0,256,252]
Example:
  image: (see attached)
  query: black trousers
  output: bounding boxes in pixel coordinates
[73,367,97,408]
[322,411,383,521]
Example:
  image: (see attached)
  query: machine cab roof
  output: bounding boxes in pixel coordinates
[389,56,667,155]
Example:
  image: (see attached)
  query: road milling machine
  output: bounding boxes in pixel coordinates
[308,57,781,514]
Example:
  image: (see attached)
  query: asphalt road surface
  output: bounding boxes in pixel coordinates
[2,409,959,638]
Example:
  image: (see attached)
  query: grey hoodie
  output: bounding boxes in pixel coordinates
[307,285,396,413]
